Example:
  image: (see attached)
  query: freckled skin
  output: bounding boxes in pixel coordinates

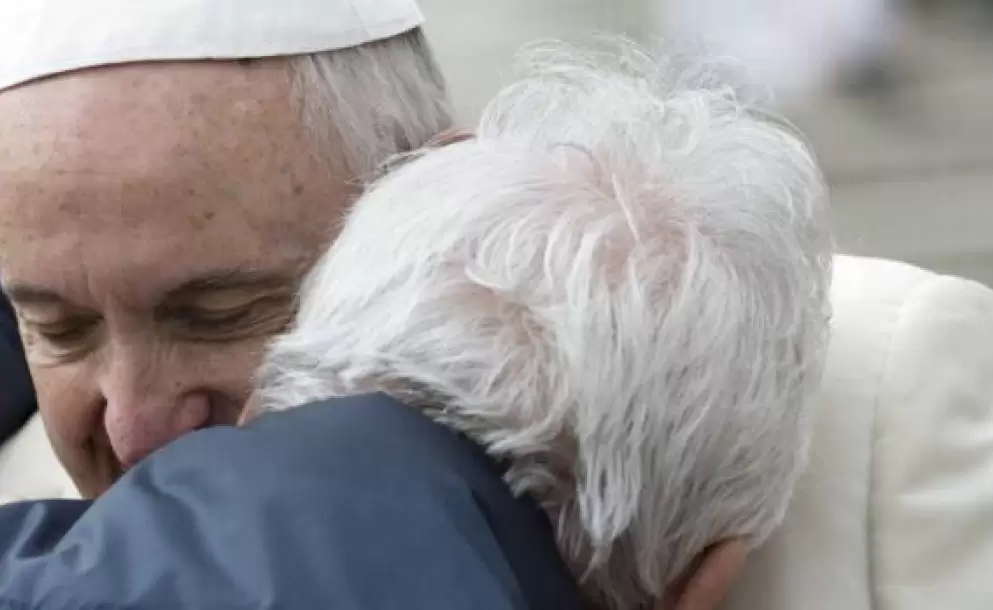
[0,60,354,498]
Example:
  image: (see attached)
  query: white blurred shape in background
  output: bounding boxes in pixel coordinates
[664,0,897,103]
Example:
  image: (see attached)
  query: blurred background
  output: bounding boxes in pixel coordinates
[420,0,993,286]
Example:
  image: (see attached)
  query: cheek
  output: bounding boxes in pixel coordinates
[31,361,106,492]
[32,363,101,446]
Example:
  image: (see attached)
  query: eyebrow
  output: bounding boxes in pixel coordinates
[2,284,70,307]
[161,269,299,303]
[3,269,297,309]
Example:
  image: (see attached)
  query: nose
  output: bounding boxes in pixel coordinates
[103,377,211,469]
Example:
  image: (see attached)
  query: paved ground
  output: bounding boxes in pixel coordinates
[421,1,993,285]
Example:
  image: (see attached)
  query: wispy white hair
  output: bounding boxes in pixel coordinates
[260,38,832,609]
[289,28,454,177]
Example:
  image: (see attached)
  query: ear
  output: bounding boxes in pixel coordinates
[665,539,748,610]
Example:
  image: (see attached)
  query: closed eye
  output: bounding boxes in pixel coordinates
[161,295,296,342]
[22,317,101,360]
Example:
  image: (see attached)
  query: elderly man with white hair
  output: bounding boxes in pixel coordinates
[0,38,831,609]
[253,40,833,608]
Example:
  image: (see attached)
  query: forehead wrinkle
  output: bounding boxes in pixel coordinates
[3,232,311,313]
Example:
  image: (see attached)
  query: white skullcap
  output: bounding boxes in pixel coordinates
[0,0,424,92]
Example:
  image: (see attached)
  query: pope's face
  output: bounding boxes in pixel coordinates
[0,60,351,497]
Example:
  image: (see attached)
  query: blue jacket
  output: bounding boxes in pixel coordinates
[0,292,35,443]
[0,394,582,609]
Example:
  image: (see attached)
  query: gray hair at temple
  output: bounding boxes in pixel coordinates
[259,38,833,609]
[289,28,454,177]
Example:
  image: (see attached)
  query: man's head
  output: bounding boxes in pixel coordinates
[0,6,452,497]
[258,40,833,609]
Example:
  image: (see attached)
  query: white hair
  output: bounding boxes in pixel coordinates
[260,38,833,609]
[289,28,455,177]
